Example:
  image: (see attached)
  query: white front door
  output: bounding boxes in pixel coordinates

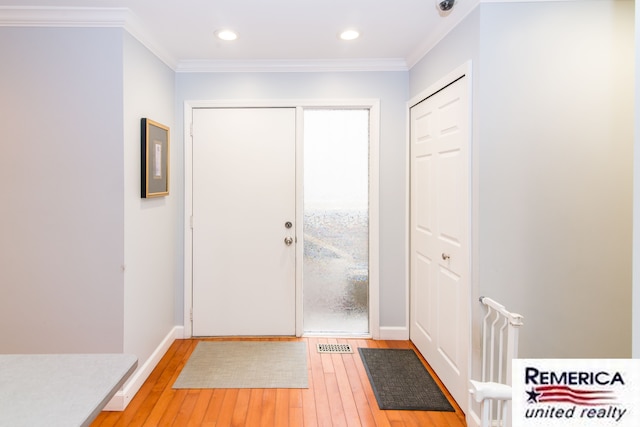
[410,76,470,412]
[191,107,296,336]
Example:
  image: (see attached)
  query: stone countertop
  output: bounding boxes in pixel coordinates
[0,353,137,427]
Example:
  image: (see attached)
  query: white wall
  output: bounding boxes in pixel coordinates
[478,0,633,359]
[410,0,634,360]
[0,27,125,353]
[175,71,409,329]
[123,33,177,371]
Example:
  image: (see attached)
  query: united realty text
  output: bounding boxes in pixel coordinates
[525,405,627,422]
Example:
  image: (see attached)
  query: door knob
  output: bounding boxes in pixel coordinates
[442,253,450,260]
[284,237,294,246]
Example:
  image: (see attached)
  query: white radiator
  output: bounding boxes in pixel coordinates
[469,296,524,427]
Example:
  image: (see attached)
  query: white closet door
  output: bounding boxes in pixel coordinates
[410,76,470,413]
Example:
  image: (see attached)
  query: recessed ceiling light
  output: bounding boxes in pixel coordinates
[339,29,360,41]
[215,29,238,41]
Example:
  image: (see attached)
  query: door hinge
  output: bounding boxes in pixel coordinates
[190,308,193,322]
[190,215,194,229]
[190,122,193,137]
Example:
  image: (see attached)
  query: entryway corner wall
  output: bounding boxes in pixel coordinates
[410,0,634,364]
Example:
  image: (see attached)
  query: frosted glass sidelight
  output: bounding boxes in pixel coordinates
[303,109,369,334]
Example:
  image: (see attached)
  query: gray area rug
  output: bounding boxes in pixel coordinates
[358,348,455,411]
[173,341,308,389]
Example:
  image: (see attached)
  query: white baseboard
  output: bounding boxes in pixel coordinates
[378,325,409,340]
[466,408,481,427]
[103,325,184,411]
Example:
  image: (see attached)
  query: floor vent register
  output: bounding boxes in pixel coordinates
[316,343,353,354]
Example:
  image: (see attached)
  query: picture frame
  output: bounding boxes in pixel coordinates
[141,118,170,198]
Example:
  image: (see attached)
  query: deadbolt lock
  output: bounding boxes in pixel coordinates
[285,221,293,229]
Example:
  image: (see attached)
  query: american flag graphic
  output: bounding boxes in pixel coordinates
[527,385,616,406]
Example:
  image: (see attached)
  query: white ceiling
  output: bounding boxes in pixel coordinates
[0,0,482,71]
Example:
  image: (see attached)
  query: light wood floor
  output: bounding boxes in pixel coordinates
[91,337,467,427]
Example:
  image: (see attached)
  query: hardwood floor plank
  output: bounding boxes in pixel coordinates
[90,337,468,427]
[243,389,264,426]
[198,389,223,425]
[273,389,290,427]
[158,389,188,425]
[331,350,361,427]
[140,388,181,426]
[320,339,336,374]
[230,389,251,426]
[342,345,377,427]
[184,389,212,426]
[324,371,348,426]
[289,389,303,426]
[94,410,121,426]
[171,390,200,425]
[288,389,304,427]
[301,368,319,427]
[308,338,333,427]
[215,389,239,426]
[260,389,277,427]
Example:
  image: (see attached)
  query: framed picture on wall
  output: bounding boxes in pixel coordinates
[141,118,170,198]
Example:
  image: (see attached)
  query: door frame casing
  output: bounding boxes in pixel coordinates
[406,61,475,420]
[183,99,380,339]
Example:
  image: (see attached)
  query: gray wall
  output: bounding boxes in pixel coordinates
[0,27,125,353]
[410,0,634,359]
[0,27,178,374]
[123,33,177,367]
[175,71,409,328]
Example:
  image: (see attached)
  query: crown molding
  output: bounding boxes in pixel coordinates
[0,6,411,73]
[1,2,568,73]
[0,6,129,27]
[406,0,482,69]
[175,58,409,73]
[0,6,178,69]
